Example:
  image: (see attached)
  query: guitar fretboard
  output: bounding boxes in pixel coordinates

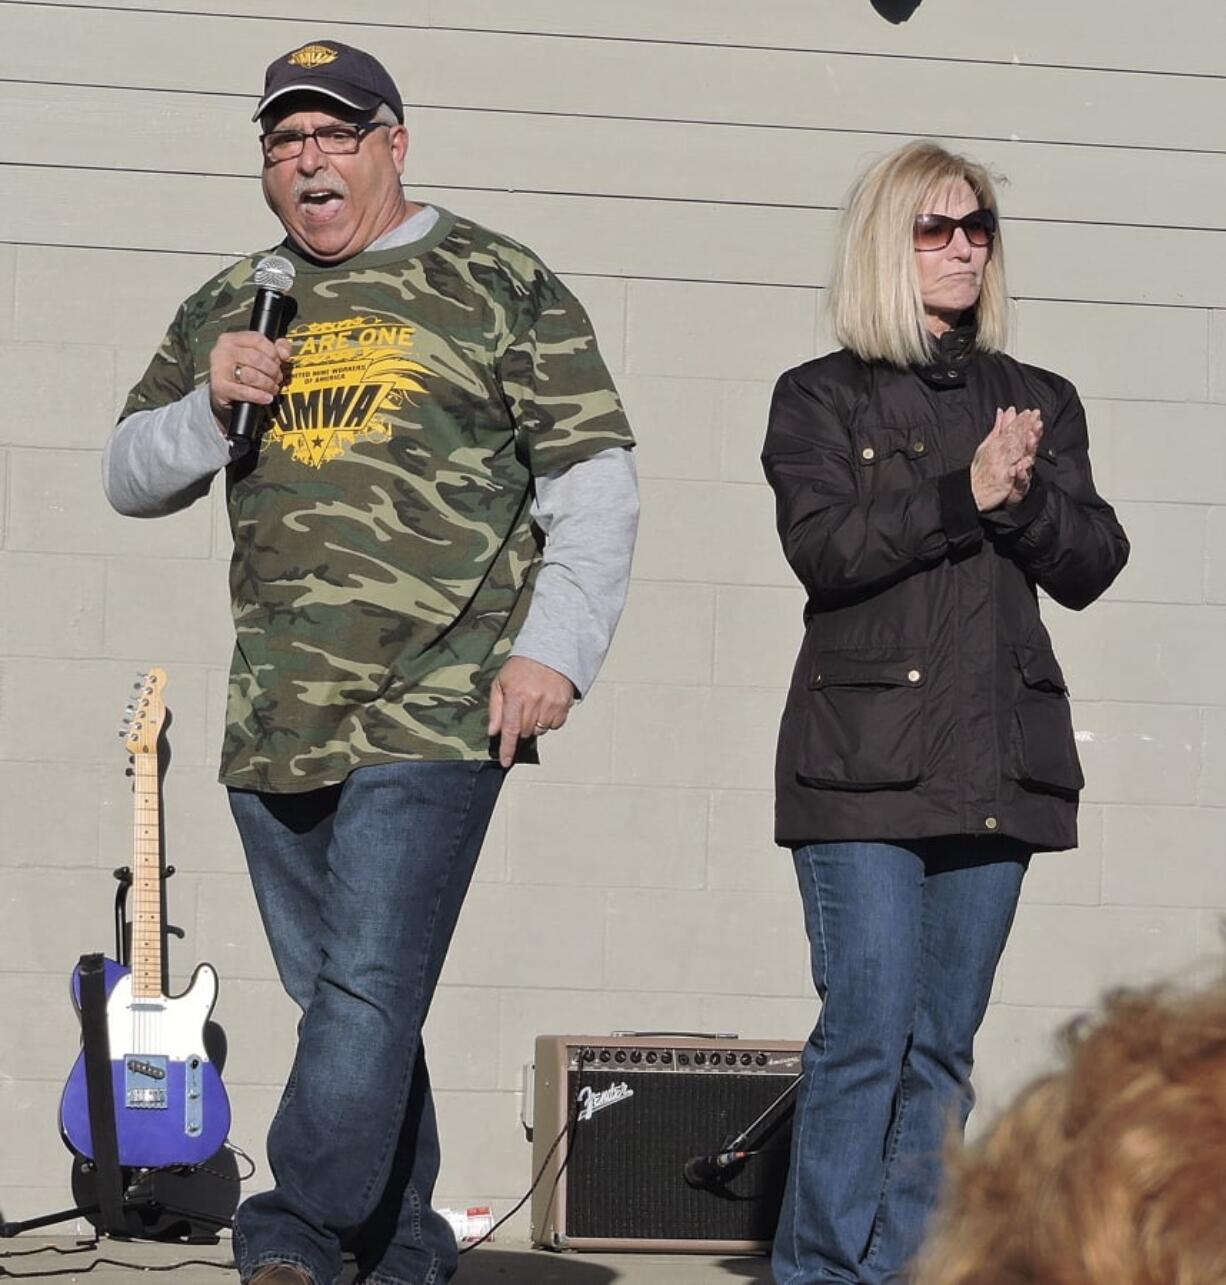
[131,752,163,999]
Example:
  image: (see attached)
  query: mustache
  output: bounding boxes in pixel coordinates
[291,173,349,202]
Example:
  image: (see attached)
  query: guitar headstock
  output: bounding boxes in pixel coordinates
[122,668,168,758]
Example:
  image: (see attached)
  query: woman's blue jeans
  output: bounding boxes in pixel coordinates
[227,759,506,1285]
[771,838,1027,1285]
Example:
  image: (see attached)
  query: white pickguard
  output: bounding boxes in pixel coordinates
[106,965,218,1061]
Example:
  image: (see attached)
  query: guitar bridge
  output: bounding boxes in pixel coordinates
[125,1055,169,1109]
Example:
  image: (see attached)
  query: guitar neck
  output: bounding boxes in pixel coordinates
[130,751,163,998]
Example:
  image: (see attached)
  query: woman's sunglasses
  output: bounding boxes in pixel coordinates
[913,208,997,252]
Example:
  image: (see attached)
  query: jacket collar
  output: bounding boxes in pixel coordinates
[917,317,977,388]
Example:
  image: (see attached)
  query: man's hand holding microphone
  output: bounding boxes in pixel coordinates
[208,332,293,436]
[208,254,297,441]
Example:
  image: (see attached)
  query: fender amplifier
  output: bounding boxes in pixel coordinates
[530,1033,803,1252]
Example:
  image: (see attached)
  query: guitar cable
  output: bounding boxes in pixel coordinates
[456,1108,574,1255]
[0,1240,233,1276]
[457,1045,592,1255]
[105,1139,257,1189]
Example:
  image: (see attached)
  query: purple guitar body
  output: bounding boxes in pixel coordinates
[59,955,231,1168]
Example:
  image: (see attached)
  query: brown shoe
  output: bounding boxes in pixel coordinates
[248,1265,313,1285]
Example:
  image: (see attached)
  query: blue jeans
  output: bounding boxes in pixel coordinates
[228,759,506,1285]
[771,839,1027,1285]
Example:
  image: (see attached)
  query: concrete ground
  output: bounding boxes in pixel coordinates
[0,1236,774,1282]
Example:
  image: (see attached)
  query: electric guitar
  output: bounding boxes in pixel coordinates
[59,669,231,1168]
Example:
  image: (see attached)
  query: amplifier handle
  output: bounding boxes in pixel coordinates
[609,1031,739,1040]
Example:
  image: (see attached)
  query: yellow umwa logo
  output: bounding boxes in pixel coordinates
[287,44,339,70]
[269,316,433,469]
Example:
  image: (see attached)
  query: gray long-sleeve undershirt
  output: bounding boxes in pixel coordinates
[101,385,638,695]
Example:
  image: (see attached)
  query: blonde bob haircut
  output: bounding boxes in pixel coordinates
[828,140,1008,369]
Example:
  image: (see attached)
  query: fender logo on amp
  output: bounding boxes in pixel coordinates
[577,1081,634,1122]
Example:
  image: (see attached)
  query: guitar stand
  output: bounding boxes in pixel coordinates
[1,871,238,1244]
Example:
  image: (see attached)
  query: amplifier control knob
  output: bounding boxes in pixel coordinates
[582,1048,595,1063]
[694,1052,706,1065]
[741,1053,753,1066]
[661,1051,672,1064]
[599,1049,611,1063]
[614,1050,627,1064]
[756,1053,768,1066]
[630,1050,642,1063]
[645,1051,657,1064]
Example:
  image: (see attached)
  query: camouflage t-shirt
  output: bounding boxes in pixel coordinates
[121,208,634,792]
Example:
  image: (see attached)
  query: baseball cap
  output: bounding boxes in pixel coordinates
[253,40,404,123]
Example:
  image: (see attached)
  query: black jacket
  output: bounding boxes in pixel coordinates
[763,328,1129,852]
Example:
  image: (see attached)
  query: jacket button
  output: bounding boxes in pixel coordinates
[907,669,921,683]
[913,441,925,453]
[861,447,875,461]
[985,816,999,830]
[946,369,958,379]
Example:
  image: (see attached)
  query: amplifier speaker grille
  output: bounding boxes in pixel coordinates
[531,1035,803,1252]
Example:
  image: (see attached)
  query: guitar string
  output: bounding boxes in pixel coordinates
[133,752,160,1056]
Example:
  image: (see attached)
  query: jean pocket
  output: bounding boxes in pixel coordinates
[797,648,926,790]
[1009,645,1084,797]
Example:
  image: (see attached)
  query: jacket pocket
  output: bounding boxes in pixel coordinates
[853,425,933,471]
[1009,645,1084,796]
[797,648,926,790]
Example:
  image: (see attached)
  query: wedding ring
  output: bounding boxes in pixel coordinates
[234,363,244,383]
[534,722,549,734]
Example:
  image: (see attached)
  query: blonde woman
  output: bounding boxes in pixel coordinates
[762,141,1128,1284]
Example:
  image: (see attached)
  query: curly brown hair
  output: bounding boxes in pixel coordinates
[908,980,1226,1284]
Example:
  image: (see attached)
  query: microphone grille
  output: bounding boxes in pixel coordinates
[253,254,295,293]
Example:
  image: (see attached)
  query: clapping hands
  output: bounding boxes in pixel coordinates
[970,406,1043,512]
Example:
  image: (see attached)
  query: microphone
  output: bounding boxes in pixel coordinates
[229,254,296,443]
[683,1149,750,1188]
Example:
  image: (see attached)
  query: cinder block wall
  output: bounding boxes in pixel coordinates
[2,0,1224,1232]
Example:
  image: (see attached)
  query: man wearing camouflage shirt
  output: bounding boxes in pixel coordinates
[103,40,637,1285]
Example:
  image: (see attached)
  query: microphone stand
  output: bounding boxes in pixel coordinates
[684,1072,804,1191]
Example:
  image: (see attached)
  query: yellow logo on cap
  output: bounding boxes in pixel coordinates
[288,44,339,69]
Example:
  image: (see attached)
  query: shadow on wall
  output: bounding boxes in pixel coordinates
[872,0,924,21]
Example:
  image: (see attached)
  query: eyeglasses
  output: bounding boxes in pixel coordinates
[260,121,390,163]
[913,208,997,252]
